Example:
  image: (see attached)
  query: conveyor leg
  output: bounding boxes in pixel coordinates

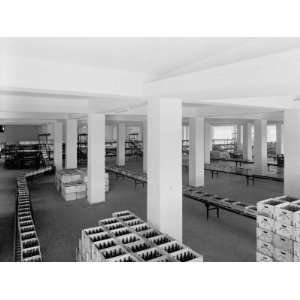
[206,204,209,220]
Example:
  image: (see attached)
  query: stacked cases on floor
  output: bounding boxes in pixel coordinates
[77,210,203,262]
[15,176,42,262]
[55,168,109,201]
[257,196,300,262]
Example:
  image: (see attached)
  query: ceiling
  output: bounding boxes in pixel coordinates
[0,37,298,125]
[1,37,300,80]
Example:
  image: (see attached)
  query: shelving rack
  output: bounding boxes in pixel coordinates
[38,133,54,161]
[77,133,88,165]
[4,142,42,169]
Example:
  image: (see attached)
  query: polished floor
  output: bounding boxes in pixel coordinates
[0,158,283,262]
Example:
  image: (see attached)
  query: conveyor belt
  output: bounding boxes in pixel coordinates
[14,165,54,262]
[105,165,257,220]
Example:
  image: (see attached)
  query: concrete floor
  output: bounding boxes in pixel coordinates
[0,158,284,262]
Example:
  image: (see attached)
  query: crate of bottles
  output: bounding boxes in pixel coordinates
[21,246,42,262]
[78,210,204,262]
[170,248,203,262]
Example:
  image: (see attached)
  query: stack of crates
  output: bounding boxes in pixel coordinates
[77,210,203,262]
[16,176,42,262]
[257,196,300,262]
[55,169,109,201]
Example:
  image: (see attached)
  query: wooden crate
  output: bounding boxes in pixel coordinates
[257,215,275,231]
[272,233,293,253]
[257,198,286,218]
[256,251,273,262]
[274,203,300,226]
[257,227,273,243]
[274,222,294,239]
[273,248,293,262]
[257,240,273,257]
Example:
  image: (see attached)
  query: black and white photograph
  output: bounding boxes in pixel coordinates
[0,1,299,299]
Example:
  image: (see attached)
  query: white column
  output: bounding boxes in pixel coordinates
[53,122,63,170]
[189,117,204,187]
[284,109,300,196]
[147,98,182,242]
[253,119,267,175]
[204,122,212,164]
[236,124,243,152]
[276,123,284,155]
[143,120,147,173]
[88,113,105,204]
[112,125,118,140]
[243,122,252,161]
[117,123,126,166]
[65,119,78,169]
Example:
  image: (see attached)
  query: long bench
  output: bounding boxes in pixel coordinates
[205,164,255,185]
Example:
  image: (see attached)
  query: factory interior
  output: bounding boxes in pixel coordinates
[1,38,300,263]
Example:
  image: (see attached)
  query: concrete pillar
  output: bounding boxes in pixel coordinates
[253,119,267,175]
[189,117,204,187]
[243,122,252,161]
[117,123,126,166]
[54,122,63,170]
[284,109,300,197]
[65,119,78,169]
[147,98,182,242]
[236,124,243,152]
[276,123,284,155]
[143,121,147,173]
[112,125,118,140]
[88,113,105,204]
[204,122,212,164]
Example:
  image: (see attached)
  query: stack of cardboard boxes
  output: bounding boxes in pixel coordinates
[257,196,300,262]
[55,169,109,201]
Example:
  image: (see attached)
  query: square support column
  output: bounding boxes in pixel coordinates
[117,123,126,166]
[88,113,105,204]
[204,122,212,164]
[254,120,267,175]
[112,125,118,140]
[147,98,182,242]
[65,119,78,169]
[189,117,204,187]
[284,109,300,197]
[54,122,63,170]
[243,122,252,161]
[276,123,284,155]
[236,124,243,152]
[143,120,147,173]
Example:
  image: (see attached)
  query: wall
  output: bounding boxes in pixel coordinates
[0,125,40,144]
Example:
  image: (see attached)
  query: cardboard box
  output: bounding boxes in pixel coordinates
[257,215,275,231]
[61,191,76,201]
[272,233,293,253]
[257,240,273,257]
[256,251,273,262]
[76,191,86,199]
